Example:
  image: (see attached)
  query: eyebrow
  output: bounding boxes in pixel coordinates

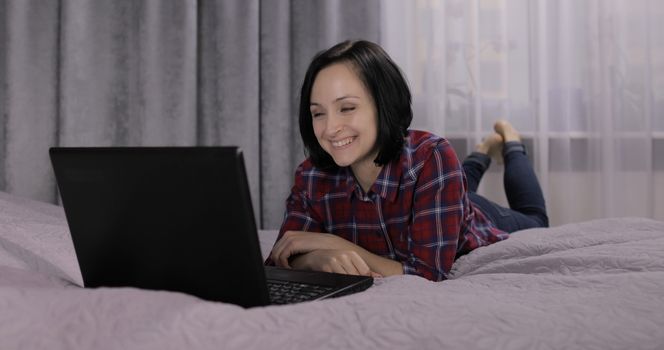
[310,95,360,106]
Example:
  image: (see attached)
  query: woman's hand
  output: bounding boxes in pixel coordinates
[290,249,381,277]
[270,231,354,268]
[270,230,401,278]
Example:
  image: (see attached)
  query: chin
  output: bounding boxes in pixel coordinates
[328,153,357,167]
[331,158,353,167]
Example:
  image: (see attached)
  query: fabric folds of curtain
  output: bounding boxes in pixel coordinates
[259,0,380,228]
[0,0,380,229]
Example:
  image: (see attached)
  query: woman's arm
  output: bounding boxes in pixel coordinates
[271,230,403,277]
[264,163,324,266]
[403,141,467,281]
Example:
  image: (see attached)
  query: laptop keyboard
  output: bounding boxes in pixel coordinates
[267,279,335,304]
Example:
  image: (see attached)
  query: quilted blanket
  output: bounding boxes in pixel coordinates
[1,191,663,350]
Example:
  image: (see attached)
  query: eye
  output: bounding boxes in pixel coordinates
[312,112,325,118]
[340,106,356,113]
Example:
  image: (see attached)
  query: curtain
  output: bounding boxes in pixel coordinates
[380,0,664,225]
[0,0,380,229]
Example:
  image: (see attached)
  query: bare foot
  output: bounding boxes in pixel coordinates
[475,133,503,161]
[494,120,521,143]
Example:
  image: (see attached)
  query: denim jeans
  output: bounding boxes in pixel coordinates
[463,142,549,233]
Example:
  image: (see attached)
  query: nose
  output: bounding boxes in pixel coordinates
[325,115,344,137]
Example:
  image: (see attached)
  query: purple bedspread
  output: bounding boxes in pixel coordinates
[1,191,663,350]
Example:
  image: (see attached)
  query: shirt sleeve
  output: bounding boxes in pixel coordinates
[402,141,468,281]
[264,166,324,266]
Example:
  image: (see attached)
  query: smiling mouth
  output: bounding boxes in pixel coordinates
[331,137,356,148]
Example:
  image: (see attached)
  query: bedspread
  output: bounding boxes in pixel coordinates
[1,191,663,350]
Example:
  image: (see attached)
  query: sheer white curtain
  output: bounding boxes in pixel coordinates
[381,0,664,225]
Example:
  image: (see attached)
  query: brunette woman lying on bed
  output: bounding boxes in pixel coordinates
[266,40,548,281]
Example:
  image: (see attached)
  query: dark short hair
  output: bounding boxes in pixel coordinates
[298,40,413,170]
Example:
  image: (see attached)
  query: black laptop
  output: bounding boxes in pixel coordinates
[49,147,372,307]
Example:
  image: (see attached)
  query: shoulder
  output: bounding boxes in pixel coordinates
[401,130,461,179]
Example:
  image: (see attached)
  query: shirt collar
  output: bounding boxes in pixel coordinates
[310,156,403,203]
[340,157,402,202]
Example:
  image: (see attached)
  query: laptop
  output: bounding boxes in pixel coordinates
[49,147,373,307]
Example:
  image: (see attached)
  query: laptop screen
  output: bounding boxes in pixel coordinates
[50,147,271,306]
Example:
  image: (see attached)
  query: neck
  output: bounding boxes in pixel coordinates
[351,159,383,194]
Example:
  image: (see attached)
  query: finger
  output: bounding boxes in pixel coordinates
[271,234,298,268]
[270,243,291,268]
[270,253,290,268]
[276,239,306,268]
[332,264,349,275]
[270,231,297,259]
[326,258,349,275]
[278,234,328,268]
[270,247,288,268]
[370,271,383,278]
[270,232,308,267]
[278,247,292,268]
[338,254,362,276]
[269,237,286,266]
[349,253,371,276]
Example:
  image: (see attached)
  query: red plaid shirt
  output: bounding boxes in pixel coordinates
[271,130,508,281]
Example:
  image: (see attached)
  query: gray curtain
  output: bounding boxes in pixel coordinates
[0,0,379,228]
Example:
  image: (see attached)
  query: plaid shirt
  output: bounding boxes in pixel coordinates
[271,130,508,281]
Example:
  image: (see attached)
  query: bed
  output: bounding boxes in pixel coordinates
[1,191,663,350]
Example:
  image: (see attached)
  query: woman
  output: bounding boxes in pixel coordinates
[267,40,548,281]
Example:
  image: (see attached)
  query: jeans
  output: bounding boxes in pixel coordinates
[463,141,549,233]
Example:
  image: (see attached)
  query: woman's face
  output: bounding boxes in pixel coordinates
[309,63,378,170]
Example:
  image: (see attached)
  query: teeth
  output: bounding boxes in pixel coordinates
[332,137,354,147]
